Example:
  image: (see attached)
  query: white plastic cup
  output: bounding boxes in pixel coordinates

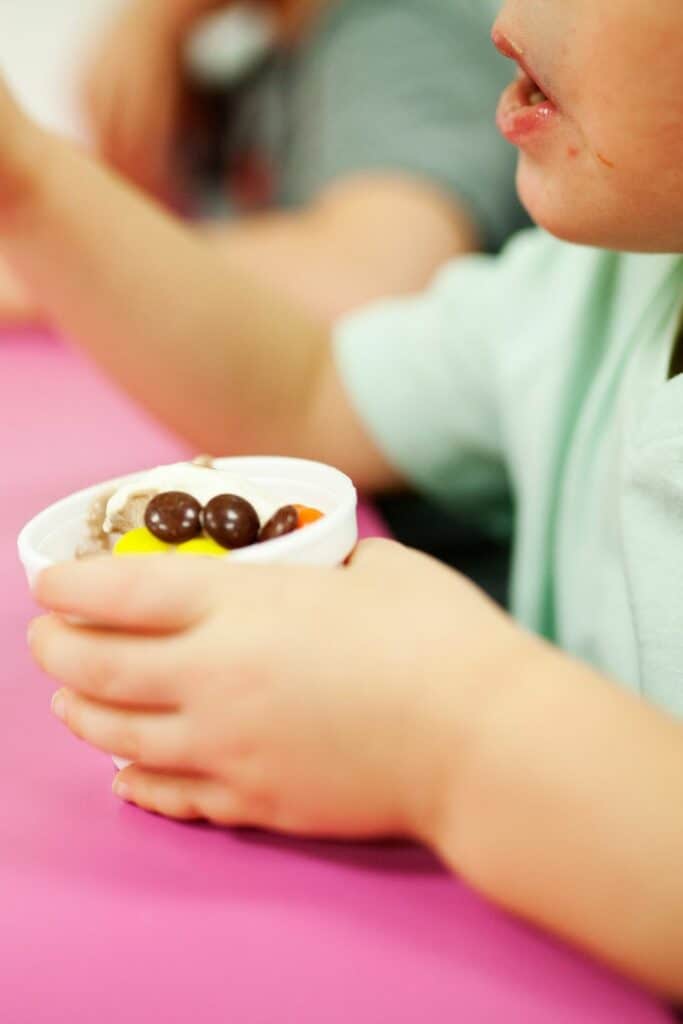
[18,456,358,769]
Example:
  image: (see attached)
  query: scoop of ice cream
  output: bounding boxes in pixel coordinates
[103,462,278,536]
[77,487,117,556]
[77,487,157,556]
[108,490,158,537]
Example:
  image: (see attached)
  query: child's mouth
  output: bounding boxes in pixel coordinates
[524,73,549,108]
[516,65,553,110]
[496,70,558,145]
[492,29,559,146]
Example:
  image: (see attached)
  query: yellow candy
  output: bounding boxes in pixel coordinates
[176,537,229,559]
[113,528,170,557]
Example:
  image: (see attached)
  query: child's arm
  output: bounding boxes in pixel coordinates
[439,643,683,998]
[0,84,397,490]
[204,177,479,324]
[0,256,36,324]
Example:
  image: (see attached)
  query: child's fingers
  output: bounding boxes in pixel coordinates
[52,688,192,769]
[29,615,183,708]
[34,556,222,632]
[112,767,248,827]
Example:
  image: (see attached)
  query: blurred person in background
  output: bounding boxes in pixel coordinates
[81,0,527,323]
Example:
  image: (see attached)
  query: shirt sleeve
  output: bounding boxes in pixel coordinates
[282,0,528,251]
[334,249,514,535]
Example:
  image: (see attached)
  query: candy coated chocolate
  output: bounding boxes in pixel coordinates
[259,505,299,543]
[145,491,202,543]
[293,505,324,528]
[113,528,170,557]
[204,494,260,549]
[176,537,229,559]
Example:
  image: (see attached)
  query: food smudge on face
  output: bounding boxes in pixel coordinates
[596,152,615,169]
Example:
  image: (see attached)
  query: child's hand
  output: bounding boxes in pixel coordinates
[28,540,527,844]
[82,0,184,197]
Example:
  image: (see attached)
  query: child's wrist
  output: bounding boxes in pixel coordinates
[421,629,553,869]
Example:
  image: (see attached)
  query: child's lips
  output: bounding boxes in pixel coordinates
[496,72,559,145]
[492,25,561,146]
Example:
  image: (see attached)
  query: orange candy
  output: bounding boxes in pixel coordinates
[293,505,324,529]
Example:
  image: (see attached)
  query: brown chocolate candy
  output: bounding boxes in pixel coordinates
[145,491,202,544]
[259,505,299,543]
[203,494,260,550]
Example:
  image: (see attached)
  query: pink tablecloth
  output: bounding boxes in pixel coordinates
[1,330,674,1024]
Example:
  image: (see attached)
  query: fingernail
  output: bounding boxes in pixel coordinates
[112,776,131,802]
[51,690,66,721]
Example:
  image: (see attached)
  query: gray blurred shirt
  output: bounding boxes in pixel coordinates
[222,0,528,250]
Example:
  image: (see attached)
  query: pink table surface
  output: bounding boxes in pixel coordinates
[1,329,675,1024]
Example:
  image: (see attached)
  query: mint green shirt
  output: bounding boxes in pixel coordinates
[335,229,683,714]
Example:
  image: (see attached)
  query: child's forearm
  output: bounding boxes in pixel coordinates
[440,643,683,997]
[207,176,477,323]
[1,129,330,456]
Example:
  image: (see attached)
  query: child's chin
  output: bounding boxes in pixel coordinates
[517,163,608,248]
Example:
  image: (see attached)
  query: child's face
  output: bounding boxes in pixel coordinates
[493,0,683,252]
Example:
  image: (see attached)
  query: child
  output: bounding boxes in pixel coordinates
[10,0,683,998]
